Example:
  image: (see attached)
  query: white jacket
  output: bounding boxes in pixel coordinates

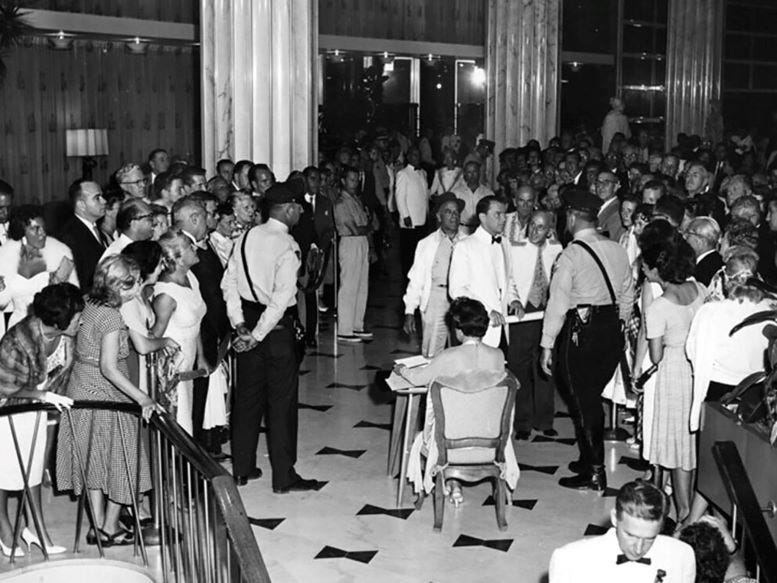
[395,164,429,227]
[505,239,562,306]
[403,228,466,315]
[449,226,516,347]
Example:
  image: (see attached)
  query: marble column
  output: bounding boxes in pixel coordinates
[200,0,317,179]
[486,0,560,178]
[665,0,723,146]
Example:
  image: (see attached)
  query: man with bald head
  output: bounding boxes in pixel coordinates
[684,216,722,287]
[58,179,108,289]
[173,196,230,456]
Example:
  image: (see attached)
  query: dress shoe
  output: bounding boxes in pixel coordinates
[558,466,607,491]
[234,467,263,486]
[353,330,374,340]
[22,528,66,555]
[514,430,531,441]
[542,429,559,437]
[273,476,321,494]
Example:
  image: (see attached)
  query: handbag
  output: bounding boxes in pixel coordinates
[240,231,306,364]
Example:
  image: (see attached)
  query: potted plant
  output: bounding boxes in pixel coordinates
[0,2,33,86]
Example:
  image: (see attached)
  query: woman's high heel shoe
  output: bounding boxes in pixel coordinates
[22,528,66,555]
[0,539,24,558]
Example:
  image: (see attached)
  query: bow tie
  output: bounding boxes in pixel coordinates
[616,554,651,565]
[491,235,502,245]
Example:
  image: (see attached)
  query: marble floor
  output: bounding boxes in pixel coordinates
[0,253,646,582]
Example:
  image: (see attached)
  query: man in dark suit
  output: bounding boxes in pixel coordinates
[595,171,625,242]
[685,216,722,287]
[58,179,108,290]
[173,195,231,457]
[291,167,335,347]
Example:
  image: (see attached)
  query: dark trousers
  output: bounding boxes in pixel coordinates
[192,376,212,448]
[303,289,318,341]
[231,323,299,489]
[508,319,555,432]
[555,306,622,470]
[399,226,424,277]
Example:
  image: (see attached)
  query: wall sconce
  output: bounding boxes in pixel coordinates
[126,37,148,54]
[48,30,73,51]
[66,129,109,180]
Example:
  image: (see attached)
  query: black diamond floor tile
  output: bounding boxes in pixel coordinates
[452,534,513,552]
[354,420,392,430]
[356,504,413,519]
[602,487,619,498]
[518,463,559,475]
[325,382,366,391]
[248,517,285,530]
[298,403,333,412]
[482,495,538,510]
[360,364,382,370]
[314,546,378,564]
[583,523,609,536]
[316,446,366,459]
[299,369,311,376]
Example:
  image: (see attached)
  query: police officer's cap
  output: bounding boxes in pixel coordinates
[265,183,303,207]
[562,189,602,214]
[435,192,465,213]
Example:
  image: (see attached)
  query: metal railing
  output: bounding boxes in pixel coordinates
[712,440,777,583]
[0,398,271,583]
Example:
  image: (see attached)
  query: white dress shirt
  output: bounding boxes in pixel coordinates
[99,232,134,262]
[451,182,494,228]
[449,226,515,347]
[395,163,429,228]
[550,528,695,583]
[430,167,464,195]
[506,239,562,306]
[221,218,300,342]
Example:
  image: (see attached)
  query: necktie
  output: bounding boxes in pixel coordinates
[491,235,502,245]
[616,554,651,565]
[526,245,548,308]
[93,224,108,248]
[306,194,316,212]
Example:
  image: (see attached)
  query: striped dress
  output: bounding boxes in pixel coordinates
[56,301,151,505]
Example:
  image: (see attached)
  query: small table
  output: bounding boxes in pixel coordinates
[386,372,427,507]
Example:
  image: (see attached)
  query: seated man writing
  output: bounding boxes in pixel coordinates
[396,296,519,506]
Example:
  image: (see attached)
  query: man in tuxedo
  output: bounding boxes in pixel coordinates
[291,166,335,347]
[684,216,722,287]
[449,195,520,350]
[395,147,429,276]
[58,179,107,290]
[173,195,231,456]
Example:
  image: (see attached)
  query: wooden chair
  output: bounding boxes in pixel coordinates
[428,374,517,532]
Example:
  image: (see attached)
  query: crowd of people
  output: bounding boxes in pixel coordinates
[0,106,771,580]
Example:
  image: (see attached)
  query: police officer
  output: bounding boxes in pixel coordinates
[222,183,320,492]
[540,190,634,491]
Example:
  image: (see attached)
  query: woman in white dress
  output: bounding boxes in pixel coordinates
[151,231,206,434]
[0,283,82,556]
[0,206,79,330]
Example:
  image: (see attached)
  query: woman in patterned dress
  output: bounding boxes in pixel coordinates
[56,255,162,547]
[641,232,707,525]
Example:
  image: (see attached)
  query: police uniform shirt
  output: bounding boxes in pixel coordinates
[549,528,696,583]
[221,217,301,342]
[541,227,634,349]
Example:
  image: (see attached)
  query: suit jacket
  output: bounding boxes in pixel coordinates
[505,239,562,307]
[292,194,335,265]
[449,226,516,348]
[695,250,723,287]
[191,242,230,367]
[597,197,624,242]
[57,216,105,291]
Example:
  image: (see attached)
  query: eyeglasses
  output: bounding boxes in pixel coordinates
[122,178,148,186]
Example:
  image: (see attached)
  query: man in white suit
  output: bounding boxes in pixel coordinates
[395,147,429,276]
[506,209,562,439]
[402,193,467,358]
[449,195,520,349]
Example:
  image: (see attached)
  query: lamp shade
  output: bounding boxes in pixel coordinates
[66,129,109,157]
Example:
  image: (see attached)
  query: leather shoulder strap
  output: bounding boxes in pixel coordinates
[572,240,617,305]
[240,228,260,303]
